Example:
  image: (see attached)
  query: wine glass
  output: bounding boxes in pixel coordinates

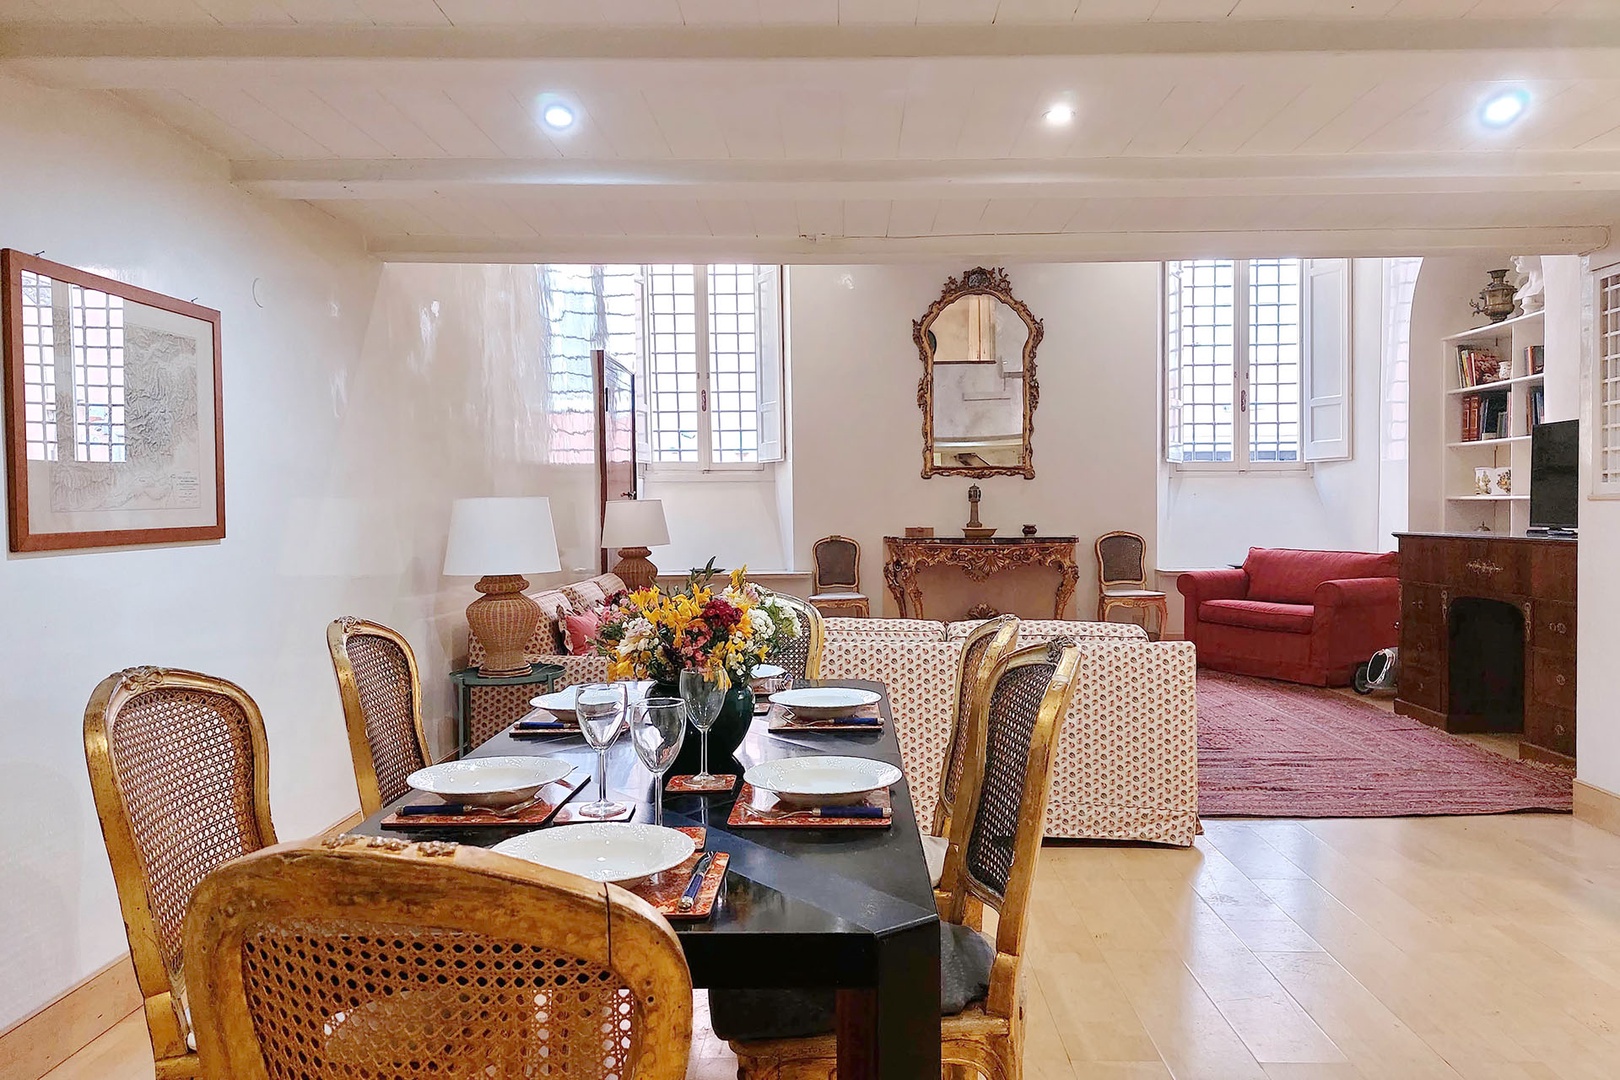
[679,667,728,784]
[576,683,629,819]
[630,697,688,826]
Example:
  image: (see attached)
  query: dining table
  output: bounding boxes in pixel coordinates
[352,678,942,1080]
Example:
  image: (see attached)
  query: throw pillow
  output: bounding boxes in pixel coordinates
[564,609,603,656]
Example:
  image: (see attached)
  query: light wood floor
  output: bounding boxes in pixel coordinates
[44,814,1620,1080]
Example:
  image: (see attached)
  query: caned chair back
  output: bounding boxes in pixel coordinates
[933,614,1020,839]
[84,667,278,1076]
[811,535,861,592]
[761,590,825,681]
[1096,530,1149,590]
[327,617,431,816]
[939,639,1080,1019]
[184,838,693,1080]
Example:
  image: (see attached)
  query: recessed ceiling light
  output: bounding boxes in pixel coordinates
[540,102,576,132]
[1480,89,1529,129]
[1044,103,1075,127]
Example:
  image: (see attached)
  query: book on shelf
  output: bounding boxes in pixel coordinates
[1527,345,1545,375]
[1456,346,1502,388]
[1529,386,1545,430]
[1458,391,1509,441]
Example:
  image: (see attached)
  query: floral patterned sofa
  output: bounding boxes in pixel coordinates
[469,585,1198,847]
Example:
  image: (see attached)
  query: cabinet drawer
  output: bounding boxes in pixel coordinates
[1530,649,1576,711]
[1401,632,1443,675]
[1525,706,1576,759]
[1400,667,1444,712]
[1530,602,1576,654]
[1529,543,1577,603]
[1445,540,1529,598]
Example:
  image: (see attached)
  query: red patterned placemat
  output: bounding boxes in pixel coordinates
[626,851,729,920]
[667,773,738,794]
[382,771,585,829]
[728,783,892,828]
[764,703,883,733]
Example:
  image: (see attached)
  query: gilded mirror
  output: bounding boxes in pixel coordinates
[914,266,1042,478]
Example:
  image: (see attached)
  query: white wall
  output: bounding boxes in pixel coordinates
[788,263,1161,619]
[0,75,596,1033]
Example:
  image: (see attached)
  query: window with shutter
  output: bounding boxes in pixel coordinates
[1594,265,1620,496]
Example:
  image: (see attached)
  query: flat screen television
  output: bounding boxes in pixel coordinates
[1529,419,1579,532]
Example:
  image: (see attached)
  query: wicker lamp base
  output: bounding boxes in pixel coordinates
[611,547,659,592]
[467,574,539,677]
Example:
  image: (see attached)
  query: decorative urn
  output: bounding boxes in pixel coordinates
[1470,269,1518,323]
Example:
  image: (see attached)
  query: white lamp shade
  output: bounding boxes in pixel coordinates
[600,499,670,548]
[442,497,562,577]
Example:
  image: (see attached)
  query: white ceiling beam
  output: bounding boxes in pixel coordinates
[5,19,1620,62]
[367,225,1611,264]
[232,152,1620,201]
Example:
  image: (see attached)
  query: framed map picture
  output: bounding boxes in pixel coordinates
[2,250,224,552]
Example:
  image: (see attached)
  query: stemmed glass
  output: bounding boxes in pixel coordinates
[576,683,629,819]
[679,667,728,784]
[630,697,688,826]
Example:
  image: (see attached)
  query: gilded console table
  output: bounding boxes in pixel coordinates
[882,536,1080,620]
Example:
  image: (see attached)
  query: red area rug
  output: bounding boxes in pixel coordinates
[1197,671,1573,817]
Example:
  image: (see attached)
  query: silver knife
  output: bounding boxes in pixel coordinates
[677,852,715,911]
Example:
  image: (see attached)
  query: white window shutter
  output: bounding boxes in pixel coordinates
[632,266,652,465]
[1163,262,1185,463]
[755,264,785,463]
[1302,258,1352,462]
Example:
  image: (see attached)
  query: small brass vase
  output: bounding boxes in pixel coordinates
[1470,269,1518,323]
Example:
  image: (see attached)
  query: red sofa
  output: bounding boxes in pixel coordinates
[1177,547,1400,687]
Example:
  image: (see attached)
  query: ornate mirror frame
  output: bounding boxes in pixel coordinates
[913,266,1044,479]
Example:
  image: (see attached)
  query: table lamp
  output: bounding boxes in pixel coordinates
[600,499,670,591]
[442,497,562,677]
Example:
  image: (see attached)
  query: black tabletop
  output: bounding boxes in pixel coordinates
[352,680,941,992]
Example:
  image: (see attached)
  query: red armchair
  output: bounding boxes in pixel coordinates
[1177,547,1400,687]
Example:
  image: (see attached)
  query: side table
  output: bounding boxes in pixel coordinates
[450,663,565,757]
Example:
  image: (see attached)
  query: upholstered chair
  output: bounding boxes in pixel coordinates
[721,639,1082,1080]
[761,590,825,680]
[922,613,1019,892]
[84,667,279,1079]
[326,617,432,816]
[808,535,871,618]
[183,838,693,1080]
[1095,530,1169,640]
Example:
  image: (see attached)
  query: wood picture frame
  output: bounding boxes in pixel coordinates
[3,249,224,551]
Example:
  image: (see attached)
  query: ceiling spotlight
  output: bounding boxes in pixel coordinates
[540,102,576,132]
[1480,89,1529,129]
[1043,103,1075,126]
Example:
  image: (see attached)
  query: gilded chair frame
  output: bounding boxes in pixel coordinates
[184,838,693,1080]
[762,590,825,681]
[731,640,1080,1080]
[933,614,1020,840]
[326,616,432,816]
[84,667,278,1080]
[1095,530,1168,641]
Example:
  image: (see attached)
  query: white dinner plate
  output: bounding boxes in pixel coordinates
[745,755,902,808]
[406,756,572,809]
[529,681,653,717]
[766,686,881,720]
[751,664,787,680]
[492,823,696,885]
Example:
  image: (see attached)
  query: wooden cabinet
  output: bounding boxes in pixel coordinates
[1394,532,1576,765]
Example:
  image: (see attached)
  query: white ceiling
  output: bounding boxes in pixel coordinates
[4,2,1620,261]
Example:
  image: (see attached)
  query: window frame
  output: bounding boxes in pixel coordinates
[643,263,784,479]
[1589,257,1620,499]
[1163,258,1312,475]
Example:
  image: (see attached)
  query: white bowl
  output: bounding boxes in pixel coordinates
[530,681,653,718]
[745,755,902,808]
[767,687,881,720]
[751,664,787,680]
[492,823,696,885]
[406,756,572,809]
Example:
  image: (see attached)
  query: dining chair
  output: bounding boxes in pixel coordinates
[184,836,693,1080]
[808,534,871,618]
[84,666,279,1080]
[922,613,1020,893]
[762,590,825,681]
[326,616,432,816]
[1095,530,1169,640]
[724,639,1082,1080]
